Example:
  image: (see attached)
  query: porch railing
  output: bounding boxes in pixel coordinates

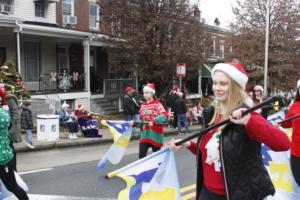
[38,71,86,94]
[103,78,137,97]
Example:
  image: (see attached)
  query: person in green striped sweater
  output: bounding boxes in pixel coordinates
[131,83,169,159]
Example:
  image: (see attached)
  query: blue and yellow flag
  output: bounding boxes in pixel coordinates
[97,120,132,171]
[107,147,181,200]
[262,111,300,199]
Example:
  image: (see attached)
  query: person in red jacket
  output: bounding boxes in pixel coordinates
[169,62,290,200]
[275,79,300,186]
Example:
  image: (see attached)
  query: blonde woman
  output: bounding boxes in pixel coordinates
[170,63,290,200]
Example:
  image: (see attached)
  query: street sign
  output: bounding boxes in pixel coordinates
[176,63,186,77]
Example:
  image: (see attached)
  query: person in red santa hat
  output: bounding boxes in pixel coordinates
[131,83,169,159]
[123,86,141,135]
[252,85,273,119]
[0,87,29,199]
[169,62,290,200]
[274,79,300,187]
[75,104,89,119]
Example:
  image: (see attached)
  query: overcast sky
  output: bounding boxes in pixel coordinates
[191,0,237,28]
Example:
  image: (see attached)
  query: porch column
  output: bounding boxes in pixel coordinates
[83,39,91,111]
[83,39,90,92]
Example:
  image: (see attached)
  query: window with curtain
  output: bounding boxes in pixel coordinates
[89,3,99,29]
[62,0,74,16]
[35,1,45,17]
[24,41,40,81]
[0,0,12,5]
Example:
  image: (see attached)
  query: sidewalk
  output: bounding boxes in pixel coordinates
[13,125,202,153]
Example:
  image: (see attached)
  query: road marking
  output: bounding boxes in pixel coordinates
[180,184,196,193]
[19,168,54,175]
[182,192,196,200]
[181,184,196,200]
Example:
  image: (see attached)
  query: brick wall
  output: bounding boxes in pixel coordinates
[56,0,90,32]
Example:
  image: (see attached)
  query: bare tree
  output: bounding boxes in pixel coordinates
[229,0,300,91]
[99,0,210,94]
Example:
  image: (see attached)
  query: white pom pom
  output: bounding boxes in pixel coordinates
[2,105,9,111]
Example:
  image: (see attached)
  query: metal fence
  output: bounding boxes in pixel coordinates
[38,72,86,94]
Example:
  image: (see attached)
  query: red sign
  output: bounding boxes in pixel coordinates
[176,63,186,77]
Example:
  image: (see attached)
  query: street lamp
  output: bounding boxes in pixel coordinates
[264,0,270,96]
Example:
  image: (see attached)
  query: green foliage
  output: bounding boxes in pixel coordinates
[0,59,30,99]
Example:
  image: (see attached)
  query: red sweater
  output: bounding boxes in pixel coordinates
[281,101,300,157]
[188,112,291,195]
[138,100,169,147]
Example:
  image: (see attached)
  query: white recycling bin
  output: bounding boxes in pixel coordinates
[37,114,59,141]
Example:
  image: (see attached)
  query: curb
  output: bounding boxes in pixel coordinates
[15,127,201,153]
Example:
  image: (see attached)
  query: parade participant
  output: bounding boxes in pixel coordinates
[131,83,168,159]
[274,79,300,186]
[169,62,290,200]
[0,87,29,199]
[252,85,272,118]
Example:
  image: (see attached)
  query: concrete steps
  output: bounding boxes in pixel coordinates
[90,97,121,115]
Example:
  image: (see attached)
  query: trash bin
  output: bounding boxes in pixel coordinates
[37,114,59,141]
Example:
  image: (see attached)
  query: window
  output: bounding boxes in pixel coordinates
[89,3,99,29]
[58,47,69,73]
[220,40,225,59]
[62,0,74,16]
[0,0,12,5]
[0,0,13,14]
[0,47,6,66]
[35,1,45,17]
[111,14,121,36]
[24,42,40,81]
[229,46,233,54]
[211,36,216,56]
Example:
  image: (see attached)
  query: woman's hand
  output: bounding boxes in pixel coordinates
[148,121,153,127]
[229,108,251,126]
[168,139,190,152]
[272,121,280,128]
[129,120,135,126]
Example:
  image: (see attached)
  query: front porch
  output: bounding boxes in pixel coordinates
[0,19,139,115]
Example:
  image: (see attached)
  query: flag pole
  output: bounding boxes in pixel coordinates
[135,122,169,126]
[175,95,281,146]
[264,0,270,96]
[278,113,300,125]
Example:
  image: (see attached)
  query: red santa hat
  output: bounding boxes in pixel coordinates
[0,87,8,110]
[212,62,248,89]
[143,83,156,94]
[77,104,85,110]
[124,86,134,93]
[172,87,180,93]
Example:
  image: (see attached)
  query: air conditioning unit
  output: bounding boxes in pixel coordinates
[0,4,13,14]
[63,15,77,25]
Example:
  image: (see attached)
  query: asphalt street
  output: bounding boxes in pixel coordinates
[8,134,198,200]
